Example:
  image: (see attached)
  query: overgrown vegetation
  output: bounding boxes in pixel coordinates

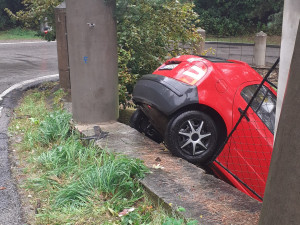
[117,0,201,107]
[5,0,61,41]
[9,83,198,224]
[193,0,284,36]
[0,0,22,30]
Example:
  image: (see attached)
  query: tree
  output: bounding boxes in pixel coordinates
[0,0,23,30]
[5,0,63,40]
[193,0,283,36]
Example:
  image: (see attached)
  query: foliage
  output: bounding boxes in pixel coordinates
[163,217,198,225]
[193,0,284,36]
[0,0,23,30]
[267,11,283,35]
[5,0,63,38]
[117,0,202,107]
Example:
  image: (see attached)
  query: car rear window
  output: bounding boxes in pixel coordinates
[241,85,276,134]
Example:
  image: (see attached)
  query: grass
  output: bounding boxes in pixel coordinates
[0,27,41,40]
[206,35,281,45]
[9,83,198,225]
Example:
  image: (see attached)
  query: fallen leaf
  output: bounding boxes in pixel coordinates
[152,164,164,169]
[118,207,135,217]
[0,187,6,190]
[108,207,118,216]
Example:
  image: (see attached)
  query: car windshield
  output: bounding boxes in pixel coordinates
[241,85,276,134]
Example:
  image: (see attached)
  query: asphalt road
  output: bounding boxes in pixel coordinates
[0,40,58,225]
[0,41,58,93]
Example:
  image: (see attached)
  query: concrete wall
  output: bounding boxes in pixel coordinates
[55,1,71,98]
[275,0,300,132]
[65,0,118,123]
[259,22,300,225]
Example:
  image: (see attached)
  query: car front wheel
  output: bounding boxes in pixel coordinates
[165,110,218,163]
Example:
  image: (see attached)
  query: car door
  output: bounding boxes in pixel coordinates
[216,81,276,198]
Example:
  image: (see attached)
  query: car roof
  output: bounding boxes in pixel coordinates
[209,59,262,89]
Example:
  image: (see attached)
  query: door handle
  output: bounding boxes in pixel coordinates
[238,108,250,122]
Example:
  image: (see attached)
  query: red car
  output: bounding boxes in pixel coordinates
[130,55,277,201]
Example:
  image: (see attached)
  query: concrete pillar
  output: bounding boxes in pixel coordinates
[254,31,267,67]
[194,28,206,55]
[55,1,71,99]
[275,0,300,132]
[65,0,118,123]
[259,22,300,225]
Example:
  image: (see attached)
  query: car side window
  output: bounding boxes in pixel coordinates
[241,85,276,134]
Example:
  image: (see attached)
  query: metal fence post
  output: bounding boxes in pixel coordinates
[254,31,267,67]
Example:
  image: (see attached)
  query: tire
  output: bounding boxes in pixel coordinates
[130,108,145,132]
[130,109,163,143]
[165,110,218,163]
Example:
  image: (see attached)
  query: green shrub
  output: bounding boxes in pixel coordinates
[117,0,201,107]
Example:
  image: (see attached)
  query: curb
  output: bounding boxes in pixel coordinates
[0,40,56,45]
[0,74,59,109]
[0,74,58,225]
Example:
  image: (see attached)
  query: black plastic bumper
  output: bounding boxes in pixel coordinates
[132,74,199,116]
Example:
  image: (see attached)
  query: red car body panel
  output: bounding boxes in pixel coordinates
[152,55,276,201]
